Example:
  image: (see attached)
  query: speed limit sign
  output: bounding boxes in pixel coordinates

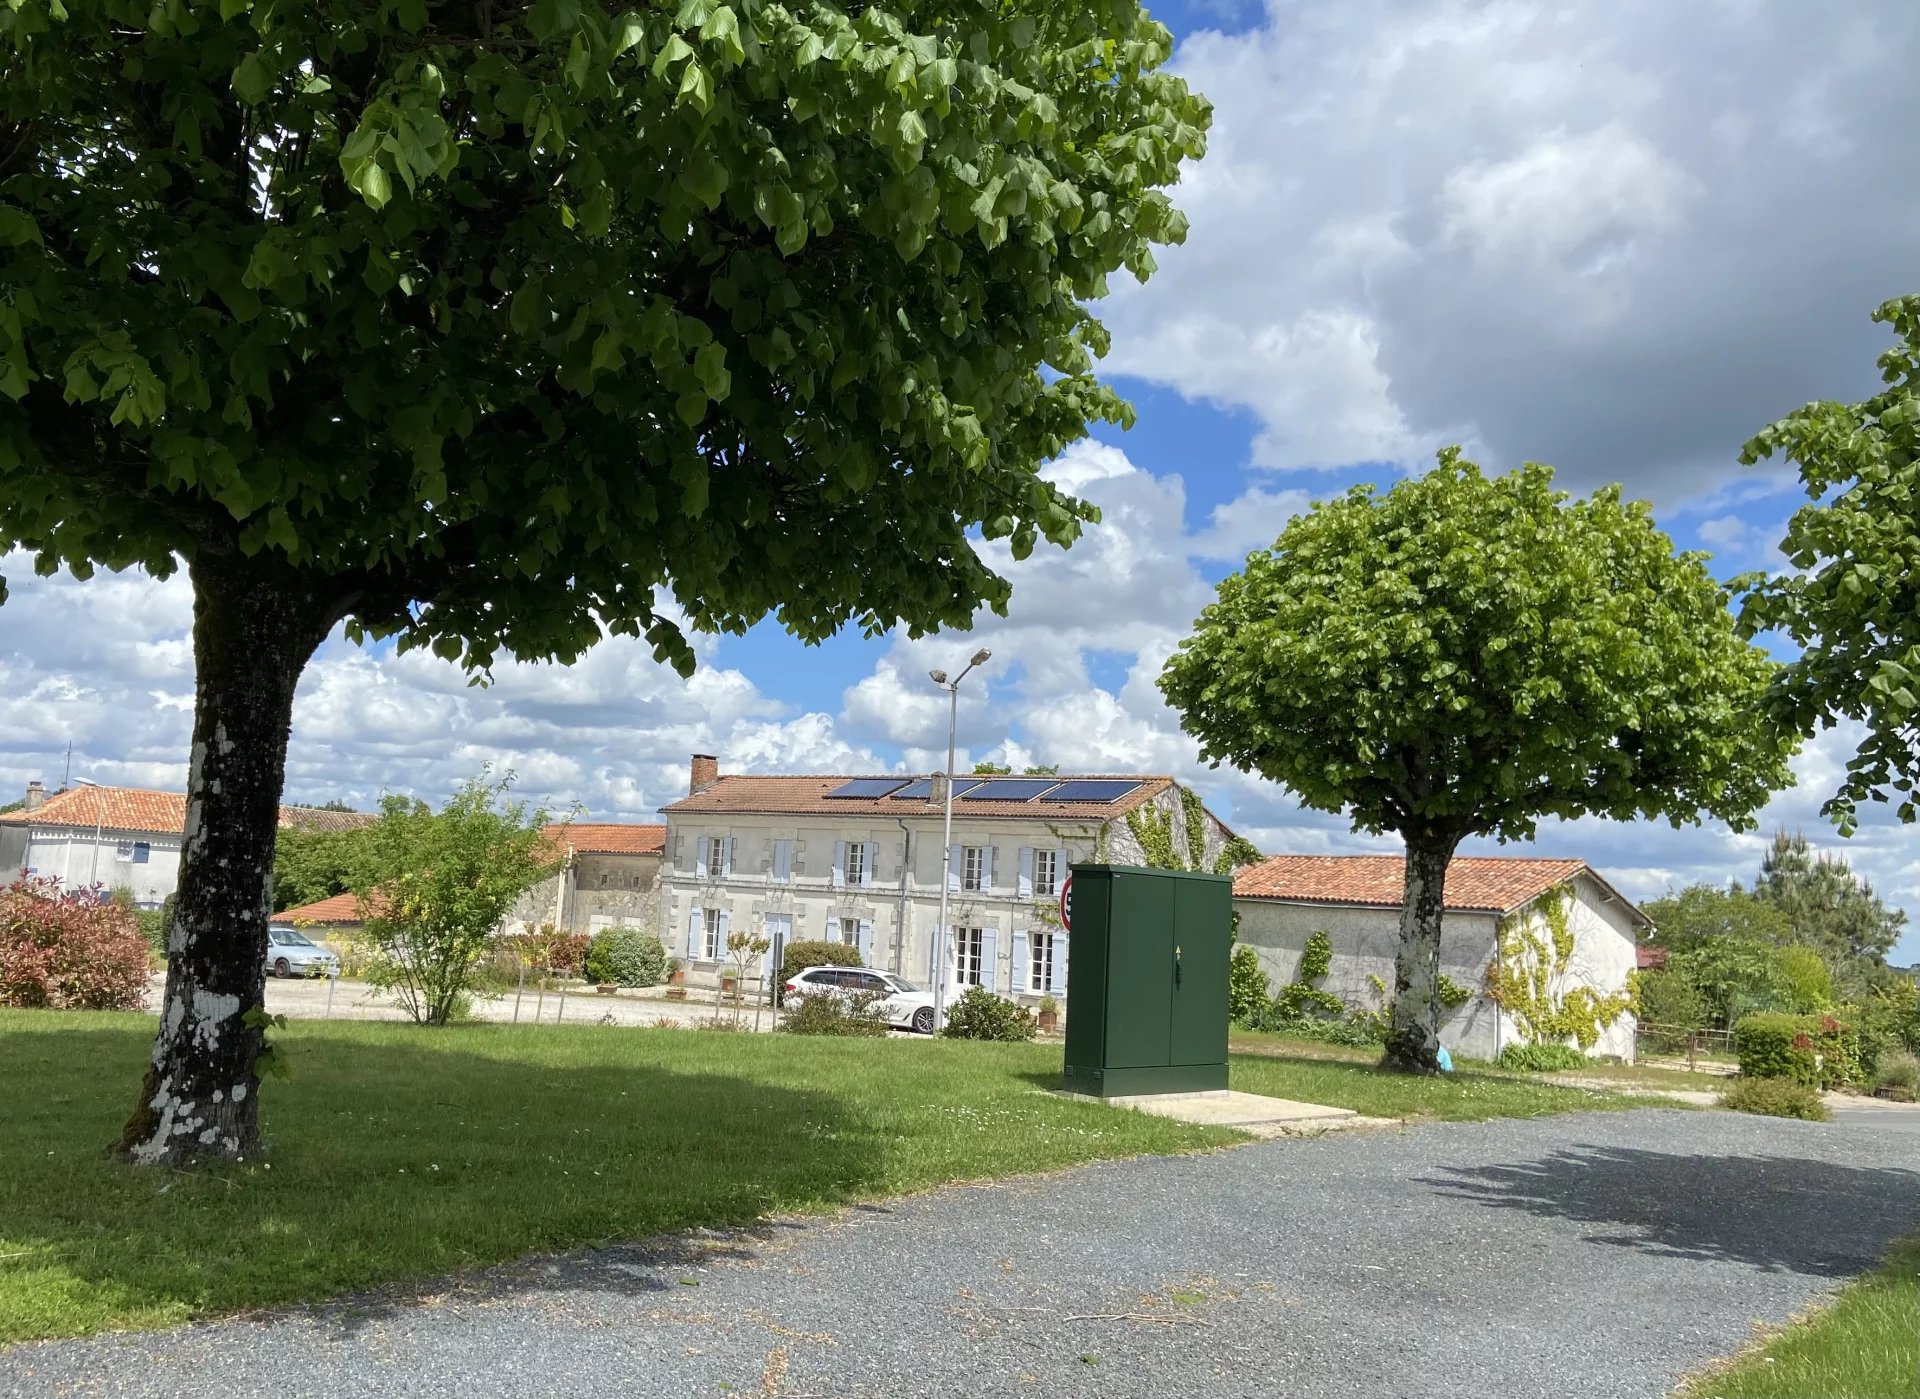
[1059,873,1073,932]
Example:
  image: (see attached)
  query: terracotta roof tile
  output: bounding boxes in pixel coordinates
[274,892,365,924]
[540,823,666,856]
[1233,854,1596,916]
[0,786,373,836]
[662,774,1174,821]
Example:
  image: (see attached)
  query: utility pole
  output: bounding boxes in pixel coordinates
[928,648,991,1031]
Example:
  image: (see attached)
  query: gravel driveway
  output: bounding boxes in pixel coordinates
[4,1110,1916,1398]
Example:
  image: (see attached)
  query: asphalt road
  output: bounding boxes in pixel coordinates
[5,1110,1916,1399]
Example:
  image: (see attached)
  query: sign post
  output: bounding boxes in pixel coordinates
[1059,873,1074,932]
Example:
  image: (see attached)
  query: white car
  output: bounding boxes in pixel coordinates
[784,966,938,1034]
[265,924,340,979]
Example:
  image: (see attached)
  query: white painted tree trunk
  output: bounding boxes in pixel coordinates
[114,550,346,1165]
[1385,834,1459,1073]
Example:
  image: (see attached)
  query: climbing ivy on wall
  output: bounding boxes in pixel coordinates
[1126,790,1264,874]
[1484,885,1635,1049]
[1127,803,1181,870]
[1274,930,1346,1018]
[1180,787,1208,869]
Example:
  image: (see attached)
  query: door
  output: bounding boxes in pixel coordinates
[1104,875,1175,1068]
[1169,876,1231,1068]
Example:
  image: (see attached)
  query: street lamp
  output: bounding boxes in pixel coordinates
[73,778,105,890]
[929,647,992,1029]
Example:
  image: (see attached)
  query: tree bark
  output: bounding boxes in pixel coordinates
[113,549,350,1165]
[1383,831,1462,1073]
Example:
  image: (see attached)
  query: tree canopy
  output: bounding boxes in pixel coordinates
[1738,294,1920,832]
[1160,451,1796,1069]
[0,0,1209,1164]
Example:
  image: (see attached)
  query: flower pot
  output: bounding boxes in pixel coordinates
[665,986,688,1001]
[720,975,740,994]
[1037,1010,1059,1034]
[596,983,618,996]
[669,967,686,987]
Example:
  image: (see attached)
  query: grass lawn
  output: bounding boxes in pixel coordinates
[1682,1237,1920,1398]
[1542,1061,1732,1093]
[1,1010,1647,1346]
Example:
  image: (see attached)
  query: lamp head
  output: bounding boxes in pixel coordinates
[970,648,992,666]
[928,669,949,685]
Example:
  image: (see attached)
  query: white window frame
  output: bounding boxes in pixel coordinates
[838,915,861,947]
[703,907,724,960]
[962,846,986,893]
[845,841,867,889]
[1032,849,1059,898]
[705,836,726,878]
[955,926,986,987]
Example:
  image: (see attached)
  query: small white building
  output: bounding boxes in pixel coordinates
[0,782,370,908]
[507,822,668,937]
[659,755,1244,1004]
[1231,855,1648,1061]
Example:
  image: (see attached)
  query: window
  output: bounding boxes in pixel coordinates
[954,927,985,986]
[962,846,986,892]
[114,841,134,862]
[838,916,861,947]
[1029,932,1057,994]
[845,841,866,888]
[1033,849,1059,897]
[703,907,723,959]
[705,837,726,877]
[132,841,150,865]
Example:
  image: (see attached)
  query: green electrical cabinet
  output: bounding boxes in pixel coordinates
[1061,865,1231,1097]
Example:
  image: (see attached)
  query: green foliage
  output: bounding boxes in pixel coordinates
[1728,1010,1867,1088]
[778,939,862,986]
[134,906,169,958]
[1496,1043,1588,1072]
[1179,787,1208,870]
[1737,295,1920,832]
[1238,1004,1387,1048]
[1272,929,1345,1020]
[1227,944,1269,1023]
[1720,1076,1830,1122]
[1644,884,1797,953]
[357,774,558,1025]
[1753,831,1907,994]
[1297,929,1333,983]
[778,989,888,1038]
[1634,969,1713,1046]
[1126,803,1181,870]
[273,825,371,911]
[1875,1049,1919,1095]
[1212,835,1263,875]
[1486,889,1634,1050]
[940,986,1037,1041]
[1850,978,1920,1076]
[1436,974,1472,1010]
[584,926,667,988]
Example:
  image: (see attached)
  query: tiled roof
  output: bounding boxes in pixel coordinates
[275,892,364,924]
[662,774,1175,821]
[1636,945,1670,970]
[540,822,666,857]
[0,786,373,836]
[1233,854,1639,920]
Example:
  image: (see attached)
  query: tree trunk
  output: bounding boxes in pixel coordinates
[113,550,350,1166]
[1383,831,1462,1074]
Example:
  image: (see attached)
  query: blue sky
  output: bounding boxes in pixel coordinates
[1,0,1915,959]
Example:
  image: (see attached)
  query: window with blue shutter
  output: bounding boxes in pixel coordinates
[1010,931,1030,994]
[773,839,793,883]
[832,840,847,889]
[1017,848,1034,898]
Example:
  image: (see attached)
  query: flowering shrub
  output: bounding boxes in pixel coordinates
[0,877,151,1010]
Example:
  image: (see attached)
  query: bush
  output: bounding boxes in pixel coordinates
[1874,1049,1919,1098]
[516,926,590,977]
[779,938,863,985]
[779,989,888,1037]
[135,906,169,957]
[1721,1075,1830,1121]
[940,986,1037,1041]
[1735,1011,1819,1086]
[1241,1003,1387,1048]
[1496,1043,1588,1072]
[1228,943,1269,1022]
[0,876,151,1010]
[585,926,667,987]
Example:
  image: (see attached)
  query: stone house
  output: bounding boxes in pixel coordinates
[506,822,668,937]
[1232,855,1648,1061]
[659,754,1244,1003]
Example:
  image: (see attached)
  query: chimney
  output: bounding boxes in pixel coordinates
[689,754,719,796]
[23,781,45,812]
[928,773,949,808]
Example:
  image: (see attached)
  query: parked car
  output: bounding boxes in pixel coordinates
[783,965,938,1033]
[265,924,339,978]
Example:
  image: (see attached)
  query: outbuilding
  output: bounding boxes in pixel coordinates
[1231,855,1649,1062]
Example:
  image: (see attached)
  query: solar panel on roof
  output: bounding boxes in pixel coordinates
[959,778,1060,802]
[824,778,912,799]
[887,778,983,800]
[1040,779,1142,804]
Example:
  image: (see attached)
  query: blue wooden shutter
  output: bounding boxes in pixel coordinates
[862,842,875,887]
[686,909,703,961]
[1052,934,1069,995]
[980,928,999,993]
[721,837,734,877]
[1017,848,1033,898]
[832,841,846,889]
[947,845,962,892]
[716,909,731,957]
[857,918,873,963]
[1010,931,1030,995]
[773,839,792,883]
[979,847,994,891]
[694,841,708,879]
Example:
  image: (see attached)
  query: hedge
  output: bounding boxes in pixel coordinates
[1734,1011,1861,1089]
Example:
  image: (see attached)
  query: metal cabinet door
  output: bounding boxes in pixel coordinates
[1104,873,1176,1068]
[1169,875,1231,1068]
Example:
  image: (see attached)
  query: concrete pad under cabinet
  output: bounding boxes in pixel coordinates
[1057,1088,1398,1139]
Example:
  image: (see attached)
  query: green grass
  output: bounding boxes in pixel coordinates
[1682,1237,1920,1398]
[1,1010,1650,1346]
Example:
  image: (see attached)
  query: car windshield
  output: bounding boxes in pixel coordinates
[270,928,315,947]
[884,975,920,993]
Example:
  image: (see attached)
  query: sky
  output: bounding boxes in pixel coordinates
[1,0,1916,961]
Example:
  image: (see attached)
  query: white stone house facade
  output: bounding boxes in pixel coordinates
[504,823,667,938]
[1231,855,1647,1061]
[658,756,1245,1004]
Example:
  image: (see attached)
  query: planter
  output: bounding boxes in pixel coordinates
[1037,1010,1059,1034]
[668,967,687,986]
[595,983,618,996]
[665,986,688,1001]
[720,975,740,995]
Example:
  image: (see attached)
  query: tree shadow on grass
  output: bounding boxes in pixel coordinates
[0,1019,893,1344]
[1418,1141,1920,1278]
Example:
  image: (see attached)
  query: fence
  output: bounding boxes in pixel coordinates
[1635,1021,1735,1068]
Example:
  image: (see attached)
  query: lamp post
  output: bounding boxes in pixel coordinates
[73,778,105,891]
[928,647,991,1030]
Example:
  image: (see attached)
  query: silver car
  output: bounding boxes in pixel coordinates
[265,924,339,978]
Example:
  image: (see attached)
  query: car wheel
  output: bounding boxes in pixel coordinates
[912,1006,936,1035]
[273,957,291,978]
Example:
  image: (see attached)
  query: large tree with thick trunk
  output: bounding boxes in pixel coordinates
[1159,451,1796,1072]
[0,0,1208,1164]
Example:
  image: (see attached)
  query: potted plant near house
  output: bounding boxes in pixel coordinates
[1036,995,1060,1034]
[664,957,687,1000]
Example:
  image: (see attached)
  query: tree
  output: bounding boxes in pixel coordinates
[1160,451,1795,1071]
[1738,295,1920,832]
[271,824,371,910]
[1752,830,1906,999]
[1,2,1207,1163]
[1642,884,1796,954]
[355,775,557,1026]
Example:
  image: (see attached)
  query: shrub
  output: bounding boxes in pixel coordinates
[941,986,1037,1041]
[1721,1075,1830,1121]
[585,926,667,987]
[515,925,591,977]
[1228,944,1270,1022]
[1735,1011,1819,1086]
[0,876,151,1010]
[1874,1049,1919,1098]
[1241,1003,1387,1048]
[779,938,863,985]
[779,989,888,1037]
[134,906,169,957]
[1496,1043,1588,1072]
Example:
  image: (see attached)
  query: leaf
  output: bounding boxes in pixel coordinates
[678,152,730,209]
[675,389,708,427]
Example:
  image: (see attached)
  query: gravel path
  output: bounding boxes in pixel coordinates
[5,1110,1916,1398]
